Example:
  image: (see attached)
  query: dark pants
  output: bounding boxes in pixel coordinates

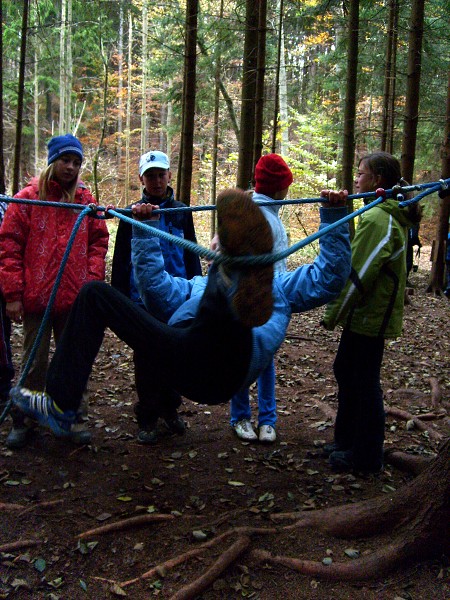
[333,328,385,471]
[133,350,181,427]
[0,294,14,403]
[46,268,252,413]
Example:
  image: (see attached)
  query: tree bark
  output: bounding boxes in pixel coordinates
[12,0,29,195]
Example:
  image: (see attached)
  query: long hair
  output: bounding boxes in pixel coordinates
[359,152,422,224]
[38,163,78,203]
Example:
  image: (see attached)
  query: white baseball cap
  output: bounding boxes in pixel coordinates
[139,151,170,176]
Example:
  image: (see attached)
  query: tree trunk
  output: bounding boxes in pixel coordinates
[12,0,29,195]
[381,0,398,153]
[0,0,6,194]
[400,0,425,184]
[59,0,67,133]
[427,68,450,294]
[117,0,124,171]
[124,11,132,205]
[177,0,198,206]
[271,0,284,154]
[253,0,267,168]
[236,0,258,190]
[140,0,149,154]
[341,0,359,235]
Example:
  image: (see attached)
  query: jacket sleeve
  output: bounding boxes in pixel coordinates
[322,209,394,330]
[131,220,195,322]
[182,211,203,278]
[0,202,30,302]
[281,207,351,313]
[111,218,133,295]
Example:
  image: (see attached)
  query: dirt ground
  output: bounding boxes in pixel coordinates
[0,247,449,599]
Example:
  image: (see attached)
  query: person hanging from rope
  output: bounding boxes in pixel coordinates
[111,150,202,445]
[321,151,423,474]
[8,187,350,445]
[0,134,109,449]
[0,200,14,412]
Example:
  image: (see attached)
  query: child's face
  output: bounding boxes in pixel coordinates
[53,154,82,187]
[354,160,378,194]
[140,168,171,199]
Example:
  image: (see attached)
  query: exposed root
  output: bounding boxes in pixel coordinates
[386,405,442,441]
[76,513,175,539]
[384,449,433,475]
[170,536,251,600]
[0,539,42,552]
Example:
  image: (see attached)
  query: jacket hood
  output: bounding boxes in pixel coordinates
[378,198,416,228]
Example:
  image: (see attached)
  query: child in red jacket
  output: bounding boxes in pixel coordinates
[0,134,109,448]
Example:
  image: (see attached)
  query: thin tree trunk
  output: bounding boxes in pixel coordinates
[93,34,108,202]
[125,12,132,205]
[387,0,399,154]
[211,0,224,238]
[253,0,267,168]
[401,0,425,184]
[236,0,258,190]
[279,24,289,157]
[66,0,72,130]
[381,0,396,151]
[117,0,124,169]
[178,0,198,206]
[427,69,450,294]
[341,0,359,236]
[140,0,148,153]
[12,0,29,195]
[59,0,67,133]
[271,0,284,153]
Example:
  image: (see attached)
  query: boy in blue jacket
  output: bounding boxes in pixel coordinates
[9,188,351,444]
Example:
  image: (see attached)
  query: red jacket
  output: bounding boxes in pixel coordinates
[0,177,109,314]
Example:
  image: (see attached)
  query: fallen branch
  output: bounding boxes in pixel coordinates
[0,539,42,552]
[429,377,442,408]
[170,536,251,600]
[385,406,442,441]
[76,513,175,540]
[0,499,63,513]
[0,502,25,511]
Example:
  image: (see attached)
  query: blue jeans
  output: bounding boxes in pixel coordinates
[230,359,276,427]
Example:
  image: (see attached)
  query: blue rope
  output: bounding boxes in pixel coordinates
[0,205,95,425]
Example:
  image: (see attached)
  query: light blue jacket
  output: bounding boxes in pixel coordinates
[132,206,351,389]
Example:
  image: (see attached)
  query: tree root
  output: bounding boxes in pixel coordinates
[0,499,63,513]
[76,513,175,540]
[120,525,277,588]
[386,405,443,441]
[0,539,42,552]
[384,449,433,475]
[170,536,251,600]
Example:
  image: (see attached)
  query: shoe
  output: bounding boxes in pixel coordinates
[216,188,274,328]
[329,449,354,472]
[5,425,34,449]
[137,427,159,445]
[259,424,276,443]
[163,414,186,435]
[234,419,257,441]
[10,387,91,444]
[322,442,349,457]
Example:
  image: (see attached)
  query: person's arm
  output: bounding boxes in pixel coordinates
[131,204,196,322]
[0,202,30,310]
[281,205,351,312]
[86,217,109,282]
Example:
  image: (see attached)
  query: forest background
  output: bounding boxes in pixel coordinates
[1,0,449,270]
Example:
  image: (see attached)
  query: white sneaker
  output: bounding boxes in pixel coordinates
[234,419,257,441]
[259,424,276,443]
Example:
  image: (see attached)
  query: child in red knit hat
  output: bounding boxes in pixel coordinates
[230,153,293,443]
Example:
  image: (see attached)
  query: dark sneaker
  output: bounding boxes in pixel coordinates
[216,188,274,328]
[329,449,354,472]
[5,424,34,449]
[322,442,350,457]
[163,414,186,436]
[137,427,159,445]
[10,387,91,444]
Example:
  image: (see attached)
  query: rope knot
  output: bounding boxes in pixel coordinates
[375,188,386,201]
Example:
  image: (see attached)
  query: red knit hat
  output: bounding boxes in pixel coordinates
[254,154,293,195]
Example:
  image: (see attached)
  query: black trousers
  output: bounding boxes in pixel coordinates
[333,328,385,471]
[46,269,253,413]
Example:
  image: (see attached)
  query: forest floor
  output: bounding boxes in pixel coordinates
[0,244,449,600]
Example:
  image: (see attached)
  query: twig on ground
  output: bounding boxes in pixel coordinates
[76,513,175,539]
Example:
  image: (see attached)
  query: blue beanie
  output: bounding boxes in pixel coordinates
[47,134,83,165]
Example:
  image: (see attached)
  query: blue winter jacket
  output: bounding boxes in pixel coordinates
[132,206,351,389]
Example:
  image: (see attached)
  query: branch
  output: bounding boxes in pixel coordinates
[76,513,175,540]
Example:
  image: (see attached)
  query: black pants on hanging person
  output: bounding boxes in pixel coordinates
[45,269,253,414]
[333,328,385,472]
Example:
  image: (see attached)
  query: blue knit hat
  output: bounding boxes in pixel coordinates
[47,134,83,165]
